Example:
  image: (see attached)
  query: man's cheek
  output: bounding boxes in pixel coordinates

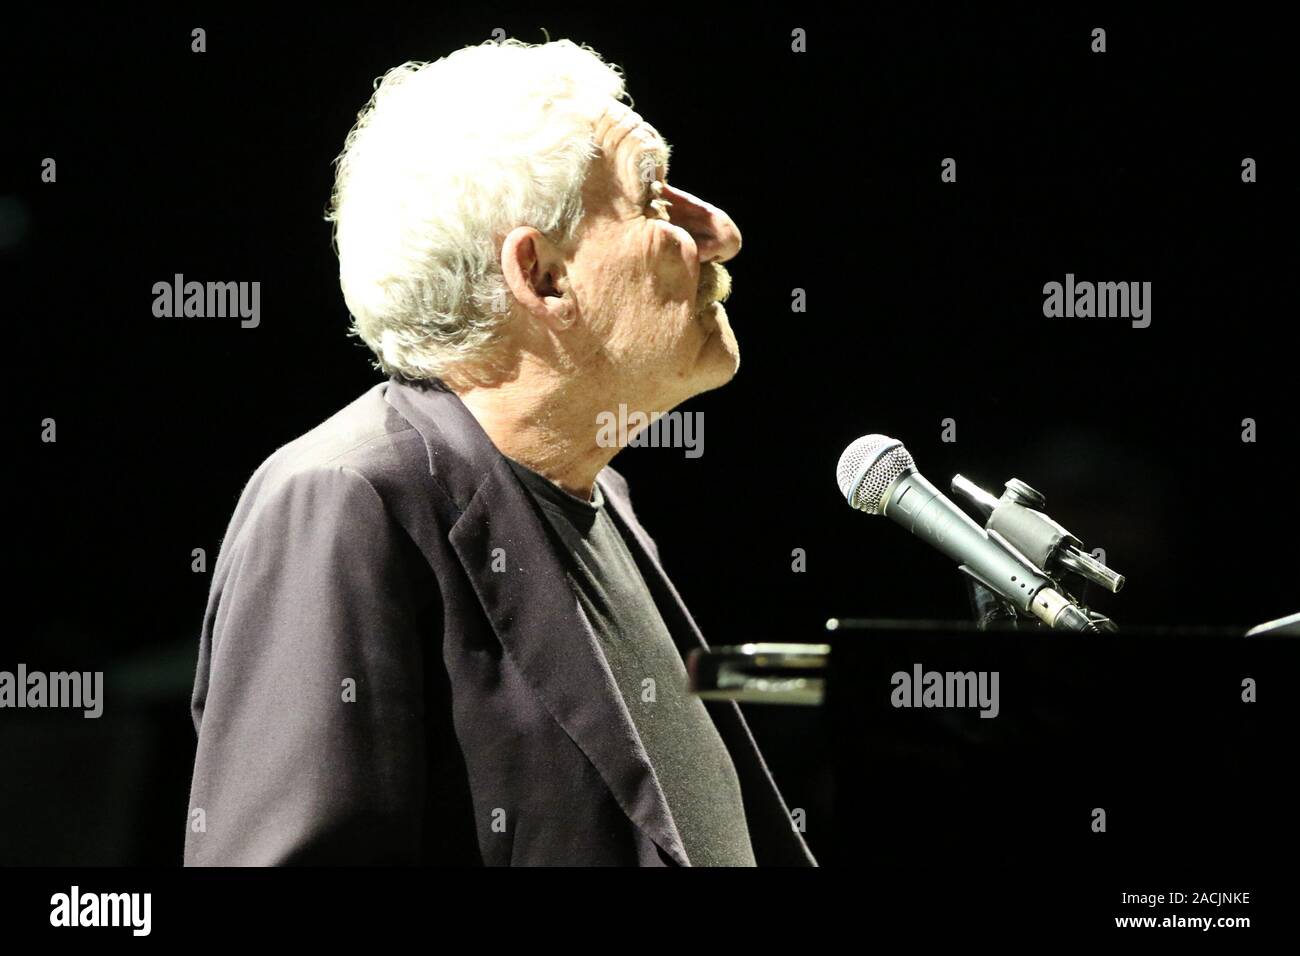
[647,263,693,305]
[650,221,695,268]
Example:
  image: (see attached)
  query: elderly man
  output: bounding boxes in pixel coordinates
[184,38,815,867]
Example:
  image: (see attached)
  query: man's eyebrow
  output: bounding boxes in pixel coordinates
[654,142,671,178]
[634,142,672,201]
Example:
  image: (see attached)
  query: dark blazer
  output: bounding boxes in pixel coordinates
[185,378,816,866]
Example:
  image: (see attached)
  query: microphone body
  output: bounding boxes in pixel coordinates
[837,435,1095,631]
[880,469,1050,615]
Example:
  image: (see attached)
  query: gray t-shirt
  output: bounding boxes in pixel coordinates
[505,457,756,866]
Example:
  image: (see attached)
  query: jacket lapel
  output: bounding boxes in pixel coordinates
[384,379,691,866]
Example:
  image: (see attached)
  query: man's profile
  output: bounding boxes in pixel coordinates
[184,37,815,866]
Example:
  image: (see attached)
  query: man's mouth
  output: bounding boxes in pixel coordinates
[697,301,725,328]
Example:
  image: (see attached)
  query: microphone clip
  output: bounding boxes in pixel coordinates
[951,474,1123,632]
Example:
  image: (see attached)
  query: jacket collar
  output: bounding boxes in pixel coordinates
[383,378,692,865]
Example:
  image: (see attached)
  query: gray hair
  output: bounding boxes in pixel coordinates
[326,39,627,382]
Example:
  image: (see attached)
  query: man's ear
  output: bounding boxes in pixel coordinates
[501,226,575,331]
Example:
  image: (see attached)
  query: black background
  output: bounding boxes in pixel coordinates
[2,4,1295,880]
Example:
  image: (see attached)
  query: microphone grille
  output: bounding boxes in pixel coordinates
[836,434,915,514]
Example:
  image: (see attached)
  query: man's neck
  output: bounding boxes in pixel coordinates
[454,372,619,501]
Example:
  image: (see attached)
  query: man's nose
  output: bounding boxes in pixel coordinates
[662,184,742,264]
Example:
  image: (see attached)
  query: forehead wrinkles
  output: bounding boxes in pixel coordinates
[593,101,642,150]
[593,104,668,185]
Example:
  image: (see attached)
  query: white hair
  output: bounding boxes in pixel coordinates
[326,39,627,383]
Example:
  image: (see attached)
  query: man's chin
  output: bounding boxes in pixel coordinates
[693,304,740,390]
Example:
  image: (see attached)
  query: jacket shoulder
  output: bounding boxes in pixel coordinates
[216,383,440,559]
[260,383,423,485]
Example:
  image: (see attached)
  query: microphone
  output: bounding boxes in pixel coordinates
[835,434,1097,632]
